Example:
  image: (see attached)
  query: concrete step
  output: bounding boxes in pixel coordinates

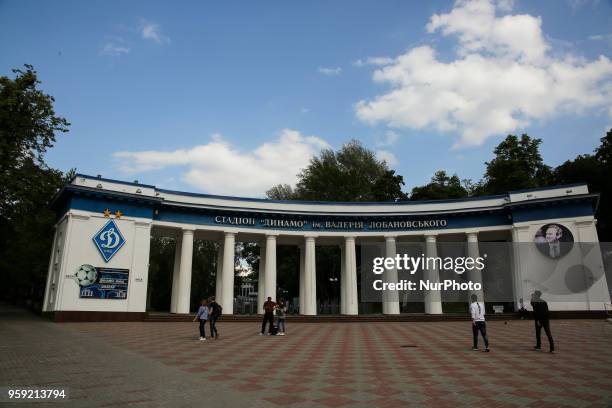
[143,312,520,323]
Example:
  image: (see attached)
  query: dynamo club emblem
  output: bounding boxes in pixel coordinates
[93,219,126,262]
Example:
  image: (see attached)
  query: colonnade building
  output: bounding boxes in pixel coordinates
[43,174,611,321]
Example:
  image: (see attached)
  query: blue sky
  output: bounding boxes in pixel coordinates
[1,0,611,196]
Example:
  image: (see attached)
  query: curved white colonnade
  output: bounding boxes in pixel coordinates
[41,174,610,320]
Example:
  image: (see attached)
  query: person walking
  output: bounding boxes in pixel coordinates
[260,296,276,335]
[276,299,287,336]
[193,299,210,341]
[518,297,528,320]
[531,290,555,353]
[469,294,490,352]
[208,296,222,339]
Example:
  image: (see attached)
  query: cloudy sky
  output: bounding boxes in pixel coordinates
[1,0,610,196]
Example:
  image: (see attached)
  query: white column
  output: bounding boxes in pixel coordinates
[304,236,317,315]
[221,232,235,314]
[344,237,359,315]
[128,221,152,313]
[258,242,266,315]
[264,235,277,301]
[383,236,400,314]
[511,226,530,310]
[176,228,194,314]
[54,214,80,311]
[299,245,305,314]
[466,232,485,302]
[215,239,224,305]
[170,235,182,313]
[575,220,611,309]
[42,227,60,312]
[424,234,443,314]
[340,243,346,315]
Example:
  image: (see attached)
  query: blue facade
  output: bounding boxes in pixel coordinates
[52,180,598,233]
[510,201,594,223]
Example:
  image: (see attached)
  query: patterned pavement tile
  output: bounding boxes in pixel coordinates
[315,396,357,407]
[2,305,612,407]
[263,394,310,406]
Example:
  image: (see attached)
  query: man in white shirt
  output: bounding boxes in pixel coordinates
[469,294,490,352]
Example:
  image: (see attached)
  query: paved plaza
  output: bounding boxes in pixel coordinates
[1,305,612,407]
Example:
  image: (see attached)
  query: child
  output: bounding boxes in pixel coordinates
[193,299,209,341]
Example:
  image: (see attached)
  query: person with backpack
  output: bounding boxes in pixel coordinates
[531,290,555,353]
[208,296,222,339]
[192,298,210,341]
[469,294,490,352]
[275,299,287,336]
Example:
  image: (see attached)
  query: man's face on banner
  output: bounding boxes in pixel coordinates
[545,226,562,243]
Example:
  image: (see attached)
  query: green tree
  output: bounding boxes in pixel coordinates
[266,184,297,200]
[0,65,72,308]
[146,237,176,311]
[553,129,612,241]
[554,154,602,190]
[593,129,612,240]
[190,239,221,312]
[290,140,408,202]
[481,134,553,194]
[595,129,612,168]
[410,170,469,200]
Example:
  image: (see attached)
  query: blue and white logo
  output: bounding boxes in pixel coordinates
[93,220,126,262]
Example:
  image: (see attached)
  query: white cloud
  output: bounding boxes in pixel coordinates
[376,130,400,147]
[376,150,399,166]
[426,0,548,63]
[100,42,130,56]
[567,0,600,13]
[317,66,342,76]
[354,57,395,67]
[496,0,514,12]
[112,129,330,196]
[355,0,612,147]
[589,34,606,41]
[140,20,170,44]
[589,33,612,48]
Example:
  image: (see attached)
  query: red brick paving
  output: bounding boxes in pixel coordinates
[62,318,612,407]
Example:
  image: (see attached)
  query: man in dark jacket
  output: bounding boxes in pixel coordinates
[208,296,222,339]
[531,290,555,353]
[260,297,276,335]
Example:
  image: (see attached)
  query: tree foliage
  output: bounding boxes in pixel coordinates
[0,65,70,219]
[409,131,612,239]
[595,129,612,168]
[0,65,72,308]
[266,184,296,200]
[271,140,408,202]
[592,129,612,240]
[481,134,553,194]
[410,171,469,201]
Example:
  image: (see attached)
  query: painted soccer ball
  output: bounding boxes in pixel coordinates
[75,264,98,286]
